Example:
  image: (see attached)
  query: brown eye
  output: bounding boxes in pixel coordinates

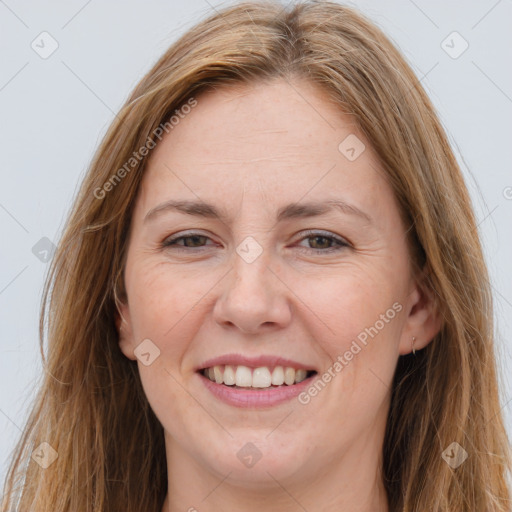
[296,230,350,253]
[307,235,333,250]
[180,235,208,247]
[162,233,213,250]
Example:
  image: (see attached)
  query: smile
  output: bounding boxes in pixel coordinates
[198,364,318,408]
[201,364,316,388]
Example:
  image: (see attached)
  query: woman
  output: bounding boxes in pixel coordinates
[2,1,510,511]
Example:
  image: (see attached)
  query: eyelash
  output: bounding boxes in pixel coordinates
[161,230,350,254]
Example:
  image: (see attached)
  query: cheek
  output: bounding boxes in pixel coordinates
[296,264,404,421]
[125,265,207,437]
[126,261,207,341]
[300,265,404,348]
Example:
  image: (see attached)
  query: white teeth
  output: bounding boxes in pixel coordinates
[252,367,272,388]
[235,365,252,387]
[203,364,312,388]
[284,367,296,385]
[223,365,236,386]
[213,366,223,384]
[271,366,285,385]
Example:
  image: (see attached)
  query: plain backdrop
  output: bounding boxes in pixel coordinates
[1,0,511,487]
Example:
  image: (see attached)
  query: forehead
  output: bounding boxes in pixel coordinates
[136,78,395,224]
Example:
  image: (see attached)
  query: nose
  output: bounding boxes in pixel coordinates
[212,250,292,334]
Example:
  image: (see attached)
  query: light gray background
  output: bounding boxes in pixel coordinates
[1,0,511,487]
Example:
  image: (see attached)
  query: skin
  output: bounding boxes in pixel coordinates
[116,78,441,512]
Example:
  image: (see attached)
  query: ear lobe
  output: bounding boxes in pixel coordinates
[115,302,137,361]
[398,277,443,355]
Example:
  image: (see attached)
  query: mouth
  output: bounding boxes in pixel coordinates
[198,364,318,389]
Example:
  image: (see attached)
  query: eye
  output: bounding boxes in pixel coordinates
[161,232,215,251]
[295,230,350,253]
[161,230,351,254]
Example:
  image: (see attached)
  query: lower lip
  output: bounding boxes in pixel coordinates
[198,372,316,408]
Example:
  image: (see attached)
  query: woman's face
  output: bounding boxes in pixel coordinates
[117,78,437,494]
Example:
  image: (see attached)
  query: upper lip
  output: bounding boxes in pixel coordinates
[196,354,317,372]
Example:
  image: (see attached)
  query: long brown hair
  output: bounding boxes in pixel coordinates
[2,1,510,510]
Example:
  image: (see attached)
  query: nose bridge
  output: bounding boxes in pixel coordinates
[230,235,275,306]
[213,233,291,333]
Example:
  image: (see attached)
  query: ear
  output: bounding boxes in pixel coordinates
[115,300,137,361]
[398,272,443,355]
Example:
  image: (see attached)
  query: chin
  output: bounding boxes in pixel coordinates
[200,433,311,487]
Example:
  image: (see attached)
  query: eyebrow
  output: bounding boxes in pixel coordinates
[143,198,372,225]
